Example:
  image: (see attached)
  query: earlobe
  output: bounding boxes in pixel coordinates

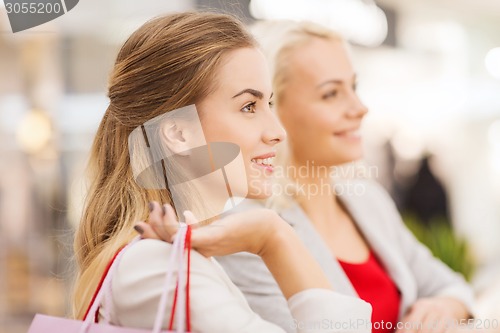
[161,121,190,156]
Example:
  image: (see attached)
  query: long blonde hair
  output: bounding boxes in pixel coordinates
[72,12,257,319]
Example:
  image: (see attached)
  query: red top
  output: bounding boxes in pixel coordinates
[338,251,400,333]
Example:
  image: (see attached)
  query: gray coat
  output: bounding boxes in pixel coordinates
[216,179,475,333]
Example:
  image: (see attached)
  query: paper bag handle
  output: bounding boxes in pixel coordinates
[81,225,191,333]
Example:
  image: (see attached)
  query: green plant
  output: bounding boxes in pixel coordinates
[403,214,476,281]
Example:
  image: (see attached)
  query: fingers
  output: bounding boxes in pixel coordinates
[422,313,445,333]
[135,201,202,243]
[151,202,179,242]
[134,206,277,258]
[396,299,448,333]
[147,201,164,226]
[397,305,427,333]
[134,221,160,240]
[133,201,180,242]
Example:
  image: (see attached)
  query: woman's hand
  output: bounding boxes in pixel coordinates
[135,201,332,299]
[134,201,285,257]
[134,201,180,242]
[395,296,471,333]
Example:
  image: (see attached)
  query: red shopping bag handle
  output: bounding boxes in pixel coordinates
[168,225,192,331]
[83,245,126,323]
[83,226,192,330]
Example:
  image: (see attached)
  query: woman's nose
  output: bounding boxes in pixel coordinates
[347,92,369,118]
[262,112,287,145]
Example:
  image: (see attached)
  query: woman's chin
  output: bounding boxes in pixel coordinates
[329,148,364,166]
[247,179,273,200]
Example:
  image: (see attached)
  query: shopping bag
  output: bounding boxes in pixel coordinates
[27,225,193,333]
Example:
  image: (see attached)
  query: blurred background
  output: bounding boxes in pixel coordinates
[0,0,499,332]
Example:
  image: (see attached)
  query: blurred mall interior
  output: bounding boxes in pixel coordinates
[0,0,499,332]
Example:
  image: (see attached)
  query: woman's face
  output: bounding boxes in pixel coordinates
[198,47,286,199]
[277,38,368,167]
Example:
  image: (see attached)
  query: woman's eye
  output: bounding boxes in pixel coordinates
[241,102,257,113]
[268,100,275,108]
[323,90,338,99]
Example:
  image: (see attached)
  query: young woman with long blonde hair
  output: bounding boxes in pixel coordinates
[72,12,371,333]
[216,20,474,333]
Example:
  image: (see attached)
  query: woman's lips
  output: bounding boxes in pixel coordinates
[334,128,361,140]
[251,156,275,173]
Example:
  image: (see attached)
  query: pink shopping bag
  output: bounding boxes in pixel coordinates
[27,225,193,333]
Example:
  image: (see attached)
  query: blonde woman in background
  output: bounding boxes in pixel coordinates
[216,21,475,333]
[72,12,372,333]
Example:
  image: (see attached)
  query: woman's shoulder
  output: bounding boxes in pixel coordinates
[119,238,170,261]
[112,239,177,302]
[108,239,233,327]
[115,238,216,276]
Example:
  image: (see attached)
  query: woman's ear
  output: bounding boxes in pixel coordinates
[161,120,191,156]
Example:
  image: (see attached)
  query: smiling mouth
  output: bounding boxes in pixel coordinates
[334,128,361,139]
[251,157,274,167]
[251,157,275,172]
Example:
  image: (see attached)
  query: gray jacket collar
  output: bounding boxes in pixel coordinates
[227,192,415,317]
[278,190,415,317]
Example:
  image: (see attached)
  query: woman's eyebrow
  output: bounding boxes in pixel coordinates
[232,88,264,99]
[317,74,358,88]
[317,79,343,88]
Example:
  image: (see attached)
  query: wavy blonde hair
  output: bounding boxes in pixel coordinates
[72,12,257,319]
